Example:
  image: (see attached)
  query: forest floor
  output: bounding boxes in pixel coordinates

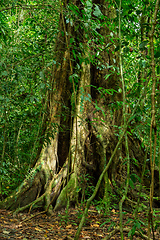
[0,206,160,240]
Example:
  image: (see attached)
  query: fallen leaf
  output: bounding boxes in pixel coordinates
[66,224,72,229]
[35,227,42,231]
[92,224,99,227]
[3,230,10,234]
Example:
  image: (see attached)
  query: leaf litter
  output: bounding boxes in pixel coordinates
[0,206,160,239]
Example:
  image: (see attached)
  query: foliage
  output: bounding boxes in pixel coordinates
[0,0,60,197]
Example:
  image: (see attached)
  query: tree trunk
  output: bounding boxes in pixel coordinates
[0,0,154,214]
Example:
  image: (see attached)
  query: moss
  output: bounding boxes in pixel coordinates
[54,173,77,211]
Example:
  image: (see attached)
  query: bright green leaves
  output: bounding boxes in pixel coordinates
[68,3,80,16]
[127,219,144,237]
[98,87,117,96]
[0,12,11,41]
[0,2,59,196]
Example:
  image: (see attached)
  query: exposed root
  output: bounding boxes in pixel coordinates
[20,210,46,224]
[12,165,68,221]
[13,193,45,216]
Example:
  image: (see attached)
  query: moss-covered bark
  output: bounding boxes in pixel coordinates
[54,173,78,211]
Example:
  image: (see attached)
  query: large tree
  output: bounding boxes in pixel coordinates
[0,0,159,219]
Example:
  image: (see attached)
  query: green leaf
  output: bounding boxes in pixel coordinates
[139,41,148,49]
[104,74,111,80]
[20,87,25,92]
[135,220,141,229]
[95,105,101,111]
[132,158,139,167]
[93,5,103,17]
[39,71,44,79]
[70,38,74,44]
[128,225,136,237]
[1,71,8,76]
[40,83,45,89]
[130,173,141,183]
[115,45,119,51]
[110,32,114,37]
[30,96,35,103]
[102,110,105,118]
[72,49,76,59]
[155,50,160,58]
[123,47,130,54]
[86,0,92,7]
[129,179,135,189]
[122,41,129,46]
[129,114,136,122]
[126,218,133,224]
[130,174,136,183]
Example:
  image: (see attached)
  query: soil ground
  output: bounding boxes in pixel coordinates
[0,206,160,239]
